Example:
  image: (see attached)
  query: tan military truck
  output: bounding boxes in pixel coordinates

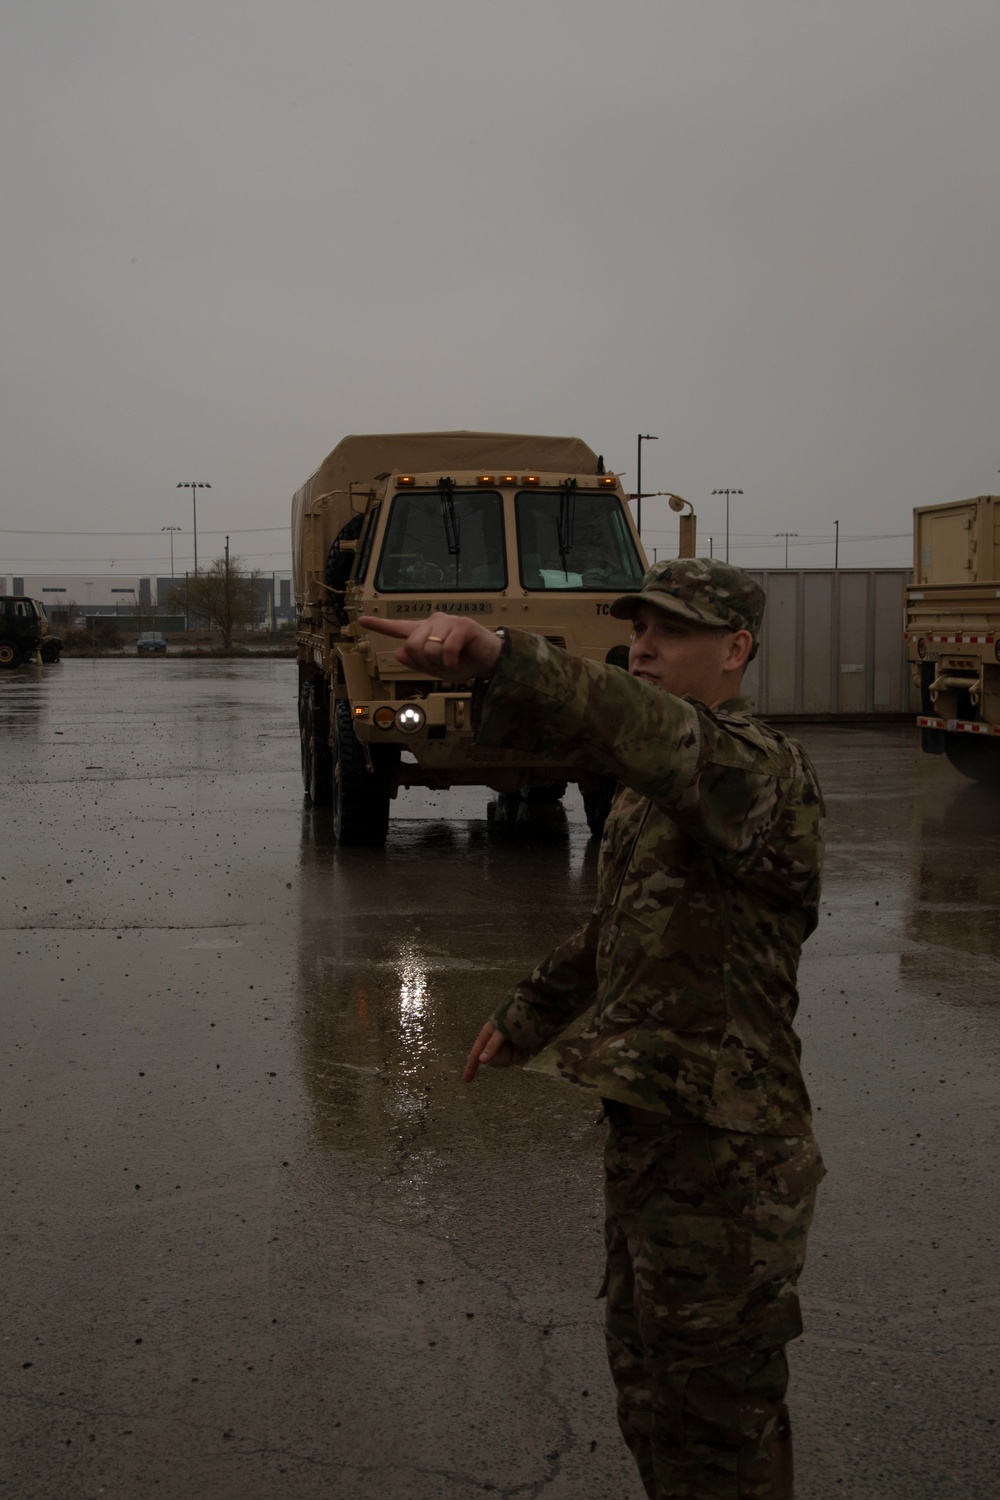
[906,495,1000,784]
[293,431,647,843]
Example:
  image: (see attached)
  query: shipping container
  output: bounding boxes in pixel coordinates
[744,569,914,719]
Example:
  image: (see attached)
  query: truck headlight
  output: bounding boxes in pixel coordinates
[373,706,396,729]
[395,704,425,733]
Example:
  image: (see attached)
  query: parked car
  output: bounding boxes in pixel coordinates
[136,631,167,655]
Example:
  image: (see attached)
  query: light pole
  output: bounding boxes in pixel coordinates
[636,433,658,540]
[176,482,210,574]
[776,531,799,568]
[162,525,181,577]
[711,489,743,563]
[834,518,840,570]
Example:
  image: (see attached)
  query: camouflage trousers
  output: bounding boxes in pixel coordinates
[602,1104,825,1499]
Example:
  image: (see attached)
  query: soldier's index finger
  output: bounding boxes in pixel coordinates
[357,615,412,639]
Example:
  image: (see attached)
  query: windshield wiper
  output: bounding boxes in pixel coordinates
[557,479,577,574]
[439,477,461,585]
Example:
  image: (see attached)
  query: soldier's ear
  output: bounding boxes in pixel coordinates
[725,630,754,673]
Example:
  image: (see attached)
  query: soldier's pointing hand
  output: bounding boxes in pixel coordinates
[357,612,503,680]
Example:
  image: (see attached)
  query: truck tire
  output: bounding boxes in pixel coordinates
[298,683,312,791]
[944,734,1000,787]
[40,642,62,664]
[299,679,333,805]
[526,781,568,804]
[582,776,616,839]
[0,641,22,668]
[309,688,334,807]
[333,700,393,846]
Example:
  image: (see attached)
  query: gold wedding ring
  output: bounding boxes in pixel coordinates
[426,635,445,643]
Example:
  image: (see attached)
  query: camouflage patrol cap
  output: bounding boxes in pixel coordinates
[610,557,765,656]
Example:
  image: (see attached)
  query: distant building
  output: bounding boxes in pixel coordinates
[0,573,295,626]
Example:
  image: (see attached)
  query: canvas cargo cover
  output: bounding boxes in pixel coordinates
[292,430,601,602]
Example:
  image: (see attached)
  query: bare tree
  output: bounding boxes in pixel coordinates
[167,555,262,650]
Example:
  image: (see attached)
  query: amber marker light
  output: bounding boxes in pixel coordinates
[599,475,617,487]
[397,475,416,486]
[353,705,369,717]
[500,474,517,485]
[477,474,495,485]
[522,475,540,485]
[373,706,396,729]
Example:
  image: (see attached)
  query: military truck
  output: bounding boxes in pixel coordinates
[0,596,61,666]
[906,495,1000,784]
[293,431,647,843]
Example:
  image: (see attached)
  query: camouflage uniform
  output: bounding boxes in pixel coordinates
[475,560,825,1499]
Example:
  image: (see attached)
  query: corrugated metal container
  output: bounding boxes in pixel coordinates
[913,496,1000,584]
[743,569,915,718]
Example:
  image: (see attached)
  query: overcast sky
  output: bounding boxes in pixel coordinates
[2,0,998,577]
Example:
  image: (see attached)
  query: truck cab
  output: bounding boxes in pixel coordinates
[294,433,646,842]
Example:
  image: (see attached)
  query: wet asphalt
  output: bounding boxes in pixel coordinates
[2,658,998,1500]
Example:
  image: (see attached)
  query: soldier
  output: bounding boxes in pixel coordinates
[359,557,825,1500]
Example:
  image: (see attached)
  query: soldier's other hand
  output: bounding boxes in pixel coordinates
[463,1021,529,1082]
[357,612,503,680]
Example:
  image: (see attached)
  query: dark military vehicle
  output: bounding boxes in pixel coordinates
[0,596,62,666]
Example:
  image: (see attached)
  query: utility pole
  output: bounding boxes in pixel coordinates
[636,433,658,539]
[176,482,211,575]
[776,531,799,568]
[712,489,743,563]
[161,525,181,577]
[834,518,840,570]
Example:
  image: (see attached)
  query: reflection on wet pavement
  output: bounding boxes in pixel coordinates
[2,666,998,1498]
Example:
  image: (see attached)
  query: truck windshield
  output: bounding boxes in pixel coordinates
[376,490,506,591]
[516,490,645,590]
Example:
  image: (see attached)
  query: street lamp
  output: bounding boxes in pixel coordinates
[176,482,210,574]
[161,525,182,577]
[636,434,659,539]
[775,531,799,568]
[711,489,743,563]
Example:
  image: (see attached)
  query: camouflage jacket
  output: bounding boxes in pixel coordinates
[476,629,824,1134]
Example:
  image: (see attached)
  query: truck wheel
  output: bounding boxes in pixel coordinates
[582,776,616,839]
[299,682,315,794]
[40,642,61,663]
[526,781,568,804]
[299,679,333,805]
[944,735,1000,787]
[333,700,392,846]
[497,790,523,823]
[309,687,334,807]
[0,641,22,668]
